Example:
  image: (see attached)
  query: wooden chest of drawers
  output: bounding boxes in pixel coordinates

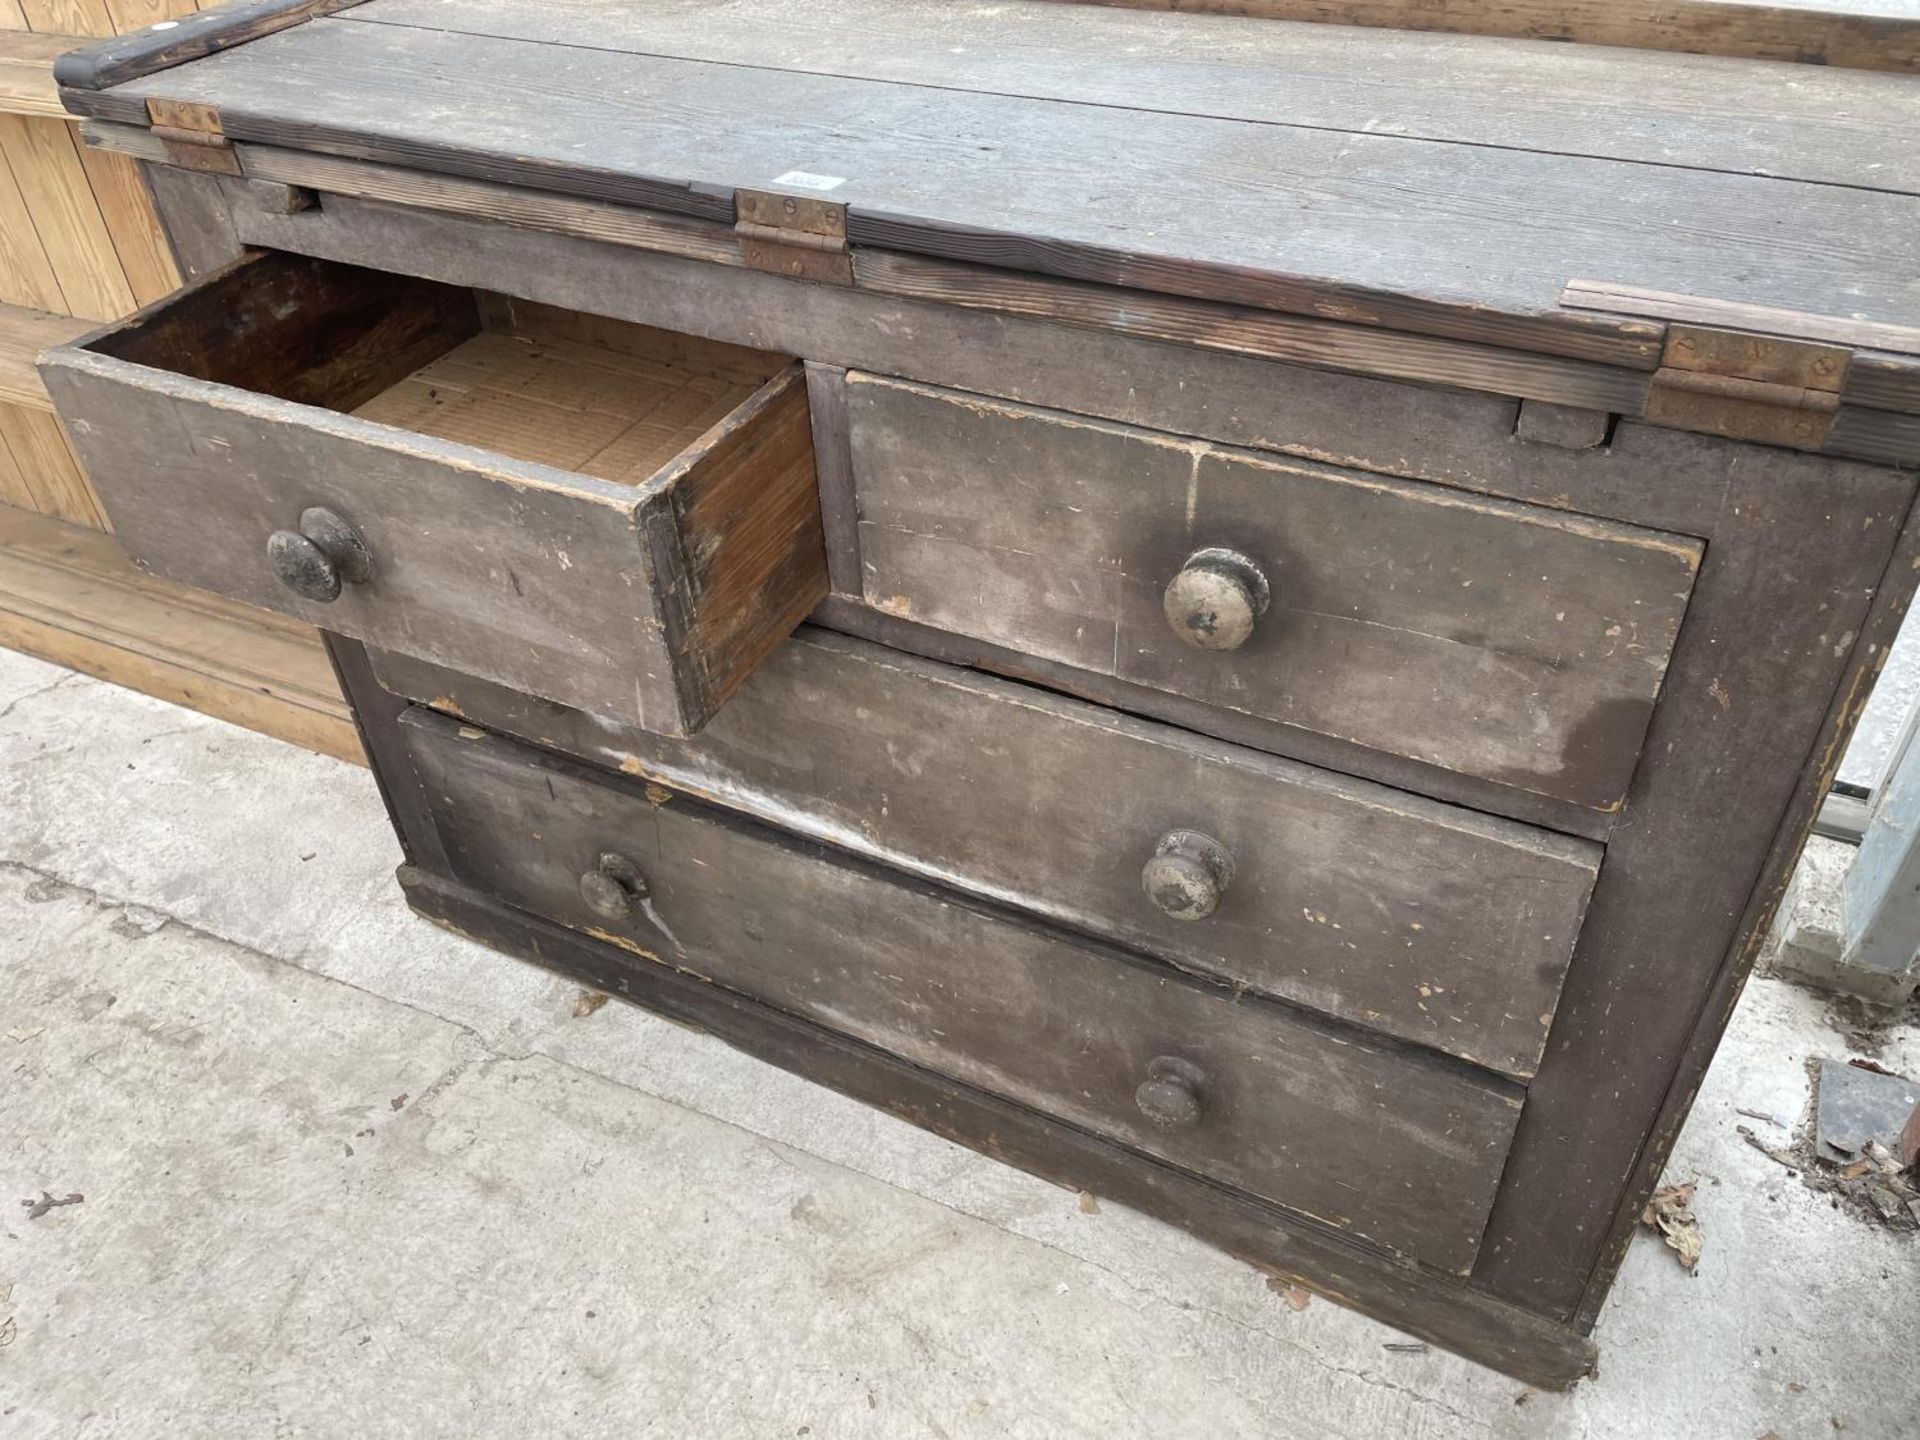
[46,0,1920,1386]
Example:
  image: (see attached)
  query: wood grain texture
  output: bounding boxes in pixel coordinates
[857,249,1653,410]
[0,116,65,312]
[0,28,83,117]
[93,15,1920,363]
[1563,280,1920,367]
[73,134,175,301]
[227,142,1657,412]
[42,248,821,734]
[656,364,827,722]
[0,503,357,761]
[372,626,1600,1079]
[396,862,1596,1387]
[136,145,237,274]
[219,194,1735,537]
[1567,498,1920,1329]
[0,394,95,523]
[344,0,1920,192]
[845,372,1702,812]
[401,704,1526,1274]
[0,293,87,406]
[53,0,362,89]
[803,362,860,596]
[1039,0,1920,72]
[0,112,131,318]
[1474,439,1916,1319]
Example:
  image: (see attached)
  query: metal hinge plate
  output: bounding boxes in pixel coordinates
[1645,325,1850,450]
[145,96,241,175]
[734,188,852,285]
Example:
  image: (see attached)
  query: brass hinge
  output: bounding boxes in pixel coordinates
[145,97,242,176]
[734,188,852,286]
[1644,325,1849,450]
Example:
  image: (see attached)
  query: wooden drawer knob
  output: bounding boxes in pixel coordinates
[1141,829,1234,921]
[579,850,649,920]
[1163,547,1270,651]
[266,505,372,603]
[1135,1055,1207,1131]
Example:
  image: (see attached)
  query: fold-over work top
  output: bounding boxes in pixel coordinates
[56,0,1920,460]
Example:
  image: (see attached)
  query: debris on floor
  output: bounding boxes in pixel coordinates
[1264,1277,1313,1311]
[573,988,611,1018]
[1814,1058,1920,1163]
[1824,992,1920,1058]
[1639,1181,1703,1270]
[1745,1058,1920,1233]
[20,1190,83,1220]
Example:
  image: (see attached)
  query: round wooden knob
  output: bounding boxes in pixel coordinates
[266,505,371,603]
[1141,830,1234,921]
[579,851,648,920]
[1134,1056,1207,1131]
[1163,547,1270,651]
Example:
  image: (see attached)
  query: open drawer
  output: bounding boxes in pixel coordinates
[39,251,826,735]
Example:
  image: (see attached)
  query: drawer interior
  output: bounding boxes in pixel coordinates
[91,251,791,482]
[50,249,828,734]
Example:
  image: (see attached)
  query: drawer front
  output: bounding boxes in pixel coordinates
[401,706,1523,1272]
[376,629,1600,1079]
[843,374,1703,811]
[40,253,825,735]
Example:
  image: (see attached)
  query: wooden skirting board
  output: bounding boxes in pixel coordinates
[0,504,361,763]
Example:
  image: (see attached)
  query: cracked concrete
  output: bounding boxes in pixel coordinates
[1,646,1917,1438]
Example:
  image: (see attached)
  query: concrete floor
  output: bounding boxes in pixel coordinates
[2,646,1917,1439]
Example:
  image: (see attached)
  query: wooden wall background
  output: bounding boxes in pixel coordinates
[0,0,358,760]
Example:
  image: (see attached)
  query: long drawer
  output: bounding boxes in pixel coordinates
[40,255,825,736]
[840,373,1703,812]
[375,629,1601,1079]
[400,705,1524,1273]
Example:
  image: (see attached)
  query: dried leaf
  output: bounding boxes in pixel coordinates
[1640,1181,1703,1271]
[1076,1190,1098,1215]
[1263,1277,1313,1311]
[4,1027,43,1043]
[572,990,611,1019]
[0,1316,14,1347]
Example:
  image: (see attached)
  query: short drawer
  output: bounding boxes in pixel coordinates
[375,629,1600,1080]
[41,252,826,735]
[401,706,1523,1273]
[841,374,1703,811]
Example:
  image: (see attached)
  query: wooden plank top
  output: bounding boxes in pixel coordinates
[65,0,1920,366]
[1044,0,1920,72]
[0,31,86,120]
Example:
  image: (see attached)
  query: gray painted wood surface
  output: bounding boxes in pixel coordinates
[845,373,1702,812]
[372,627,1600,1079]
[221,192,1810,544]
[343,0,1920,193]
[400,864,1596,1386]
[82,12,1920,360]
[39,252,817,736]
[399,705,1524,1274]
